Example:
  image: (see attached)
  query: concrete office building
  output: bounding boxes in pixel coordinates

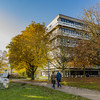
[42,14,100,77]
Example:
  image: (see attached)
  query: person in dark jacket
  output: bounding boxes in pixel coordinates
[51,71,56,89]
[56,71,62,88]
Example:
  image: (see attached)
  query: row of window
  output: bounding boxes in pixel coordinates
[51,38,77,46]
[59,18,83,27]
[60,28,83,36]
[60,28,90,38]
[61,38,77,44]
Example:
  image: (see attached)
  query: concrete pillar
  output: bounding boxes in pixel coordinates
[65,71,68,77]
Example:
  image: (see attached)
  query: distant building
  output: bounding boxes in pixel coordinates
[42,14,100,77]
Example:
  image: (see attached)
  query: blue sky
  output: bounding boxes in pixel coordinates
[0,0,99,51]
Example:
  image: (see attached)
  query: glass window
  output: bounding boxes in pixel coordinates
[61,18,71,23]
[64,19,67,22]
[61,18,64,22]
[75,22,83,26]
[66,29,69,33]
[69,20,74,24]
[66,20,69,23]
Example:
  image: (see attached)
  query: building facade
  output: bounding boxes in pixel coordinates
[44,14,100,77]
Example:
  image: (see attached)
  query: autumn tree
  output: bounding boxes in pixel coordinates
[81,4,100,66]
[83,4,100,38]
[0,50,8,72]
[69,5,100,77]
[7,22,50,80]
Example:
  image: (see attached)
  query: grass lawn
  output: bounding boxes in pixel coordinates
[61,77,100,91]
[0,83,89,100]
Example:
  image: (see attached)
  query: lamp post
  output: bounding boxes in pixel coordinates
[47,59,49,82]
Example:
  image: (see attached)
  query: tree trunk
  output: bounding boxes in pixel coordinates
[26,63,37,80]
[31,71,35,80]
[83,66,85,77]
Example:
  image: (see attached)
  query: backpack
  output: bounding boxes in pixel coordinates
[57,73,61,81]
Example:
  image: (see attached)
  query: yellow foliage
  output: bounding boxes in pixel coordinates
[7,22,50,76]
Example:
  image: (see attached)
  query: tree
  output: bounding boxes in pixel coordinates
[0,50,8,72]
[50,30,74,77]
[7,22,50,80]
[83,4,100,38]
[69,5,100,77]
[69,37,100,76]
[82,5,100,66]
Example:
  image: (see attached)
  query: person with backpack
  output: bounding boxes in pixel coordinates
[56,71,62,88]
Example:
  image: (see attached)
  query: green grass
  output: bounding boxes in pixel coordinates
[0,83,89,100]
[61,81,100,91]
[27,77,100,91]
[62,82,100,91]
[61,77,100,91]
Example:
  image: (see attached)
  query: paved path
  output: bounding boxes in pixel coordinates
[12,79,100,100]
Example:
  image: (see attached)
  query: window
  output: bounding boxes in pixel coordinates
[61,18,65,22]
[66,29,69,33]
[75,22,83,27]
[66,20,69,23]
[60,18,70,23]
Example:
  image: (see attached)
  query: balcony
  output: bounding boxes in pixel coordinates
[46,22,58,32]
[58,21,86,30]
[51,42,76,49]
[46,20,87,33]
[50,32,62,40]
[50,32,89,41]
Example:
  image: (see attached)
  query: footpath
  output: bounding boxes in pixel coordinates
[12,79,100,100]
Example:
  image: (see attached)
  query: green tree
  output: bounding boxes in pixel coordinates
[7,22,50,80]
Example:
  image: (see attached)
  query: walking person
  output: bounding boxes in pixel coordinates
[51,71,56,89]
[56,71,62,88]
